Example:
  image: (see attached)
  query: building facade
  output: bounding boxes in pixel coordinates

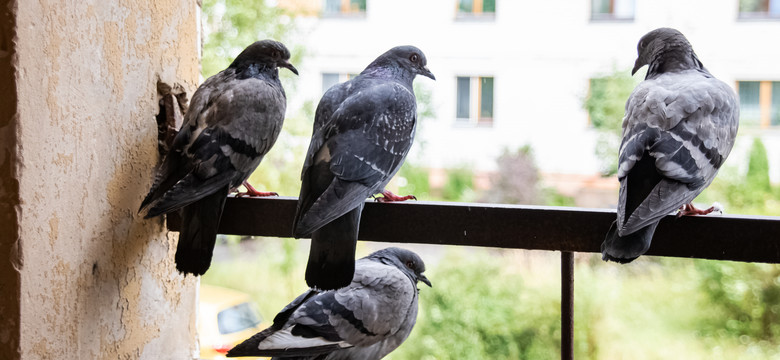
[281,0,780,204]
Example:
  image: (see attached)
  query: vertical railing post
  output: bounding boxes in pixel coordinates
[561,251,574,360]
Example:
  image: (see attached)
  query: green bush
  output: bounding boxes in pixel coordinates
[390,250,562,360]
[398,163,432,200]
[694,260,780,343]
[441,167,476,202]
[698,137,780,216]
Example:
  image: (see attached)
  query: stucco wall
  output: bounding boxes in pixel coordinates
[6,0,201,358]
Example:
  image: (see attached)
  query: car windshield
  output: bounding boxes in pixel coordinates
[217,302,262,334]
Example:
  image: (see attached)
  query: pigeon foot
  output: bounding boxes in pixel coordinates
[375,190,416,203]
[235,181,279,198]
[677,202,722,217]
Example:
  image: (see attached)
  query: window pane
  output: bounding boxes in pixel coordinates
[738,81,761,126]
[458,0,474,13]
[591,0,611,15]
[771,0,780,15]
[480,77,494,120]
[456,77,471,120]
[217,302,262,335]
[483,0,496,13]
[614,0,635,19]
[322,73,340,94]
[739,0,767,12]
[349,0,366,12]
[323,0,341,14]
[772,82,780,126]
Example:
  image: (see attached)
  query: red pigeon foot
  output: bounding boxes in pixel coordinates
[677,203,721,217]
[235,181,278,198]
[375,190,416,203]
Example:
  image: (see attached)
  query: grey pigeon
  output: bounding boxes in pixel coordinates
[293,46,435,290]
[138,40,298,275]
[226,247,432,359]
[601,28,739,263]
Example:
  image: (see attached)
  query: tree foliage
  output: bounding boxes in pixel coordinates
[583,69,638,175]
[201,0,303,79]
[200,0,312,197]
[699,137,779,216]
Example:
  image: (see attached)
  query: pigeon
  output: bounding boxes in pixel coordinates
[293,46,435,290]
[601,28,739,263]
[138,40,298,275]
[226,247,432,359]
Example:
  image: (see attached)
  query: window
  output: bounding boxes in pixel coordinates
[322,0,366,16]
[217,302,262,335]
[321,73,358,94]
[737,81,780,127]
[590,0,635,21]
[456,0,496,20]
[739,0,780,19]
[456,76,494,126]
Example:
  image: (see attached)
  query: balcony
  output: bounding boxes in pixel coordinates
[168,196,780,360]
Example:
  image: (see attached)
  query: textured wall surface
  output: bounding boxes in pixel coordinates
[6,0,201,358]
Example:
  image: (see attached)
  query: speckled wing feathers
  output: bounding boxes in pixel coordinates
[140,67,285,217]
[227,255,419,359]
[294,81,417,236]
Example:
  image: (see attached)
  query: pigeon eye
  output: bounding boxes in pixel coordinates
[406,261,415,269]
[272,51,281,58]
[409,54,419,63]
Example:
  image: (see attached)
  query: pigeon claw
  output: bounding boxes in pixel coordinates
[235,181,279,198]
[676,203,718,217]
[375,190,416,203]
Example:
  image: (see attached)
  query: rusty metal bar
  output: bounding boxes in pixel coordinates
[166,196,780,263]
[561,251,574,360]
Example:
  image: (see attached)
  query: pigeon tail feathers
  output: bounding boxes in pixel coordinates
[174,185,229,275]
[143,170,235,218]
[601,220,658,264]
[305,205,362,290]
[227,328,345,357]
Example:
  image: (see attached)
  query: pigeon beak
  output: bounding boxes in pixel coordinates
[419,274,432,287]
[280,60,299,75]
[631,58,644,76]
[420,66,435,80]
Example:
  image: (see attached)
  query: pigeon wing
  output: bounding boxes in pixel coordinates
[140,69,285,217]
[331,259,416,345]
[294,82,417,236]
[617,71,739,234]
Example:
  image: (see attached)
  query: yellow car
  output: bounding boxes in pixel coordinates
[198,284,269,359]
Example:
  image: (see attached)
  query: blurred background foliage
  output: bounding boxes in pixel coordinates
[199,1,780,358]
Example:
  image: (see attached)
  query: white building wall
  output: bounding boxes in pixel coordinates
[289,0,780,181]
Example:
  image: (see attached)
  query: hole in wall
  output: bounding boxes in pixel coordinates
[155,82,188,158]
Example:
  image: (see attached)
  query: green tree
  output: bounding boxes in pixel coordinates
[698,137,779,215]
[747,137,771,194]
[201,0,304,79]
[583,69,638,175]
[201,0,312,198]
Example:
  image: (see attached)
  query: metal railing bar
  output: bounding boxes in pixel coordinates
[166,196,780,264]
[561,251,574,360]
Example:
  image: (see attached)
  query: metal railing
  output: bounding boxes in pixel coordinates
[167,196,780,360]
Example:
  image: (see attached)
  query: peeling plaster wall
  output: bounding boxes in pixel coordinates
[12,0,201,358]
